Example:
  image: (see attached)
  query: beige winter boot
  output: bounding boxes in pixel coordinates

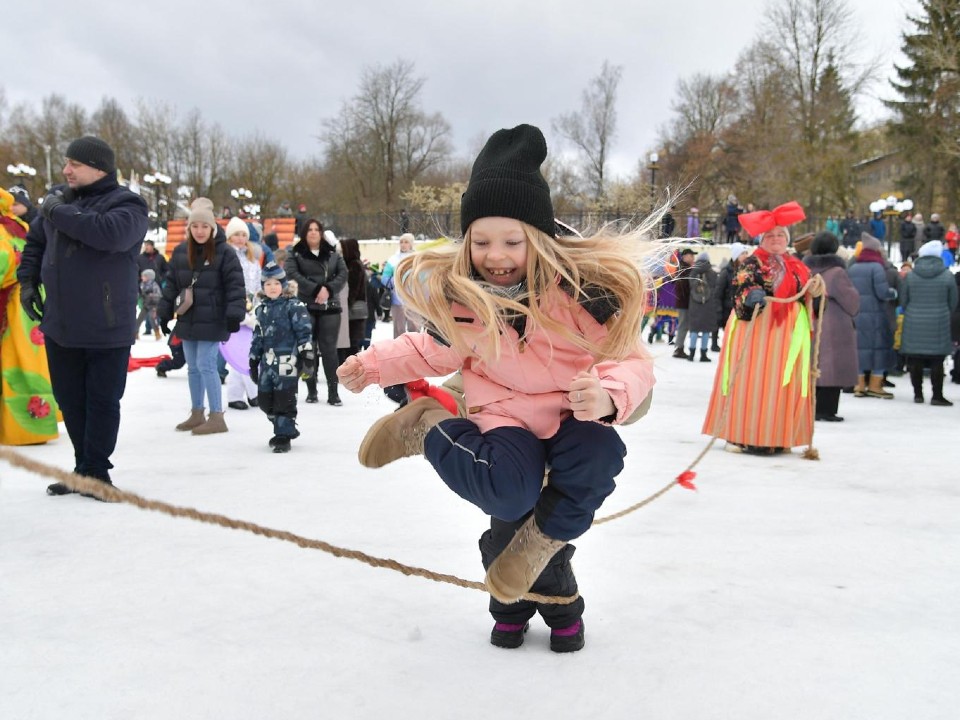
[175,408,206,431]
[853,374,867,397]
[485,515,568,604]
[358,397,454,468]
[191,411,229,435]
[866,374,894,399]
[154,328,162,340]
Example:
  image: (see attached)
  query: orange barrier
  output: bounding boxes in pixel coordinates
[164,218,297,258]
[263,218,297,248]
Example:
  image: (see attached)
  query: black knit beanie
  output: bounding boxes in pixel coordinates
[460,124,555,238]
[65,136,116,174]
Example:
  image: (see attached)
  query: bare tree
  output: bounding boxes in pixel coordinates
[763,0,868,214]
[133,99,178,174]
[91,97,138,175]
[233,133,288,213]
[552,61,624,199]
[321,59,452,211]
[671,73,737,141]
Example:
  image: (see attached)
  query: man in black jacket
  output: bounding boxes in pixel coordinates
[18,136,149,498]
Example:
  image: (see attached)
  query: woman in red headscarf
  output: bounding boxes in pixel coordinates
[702,202,820,455]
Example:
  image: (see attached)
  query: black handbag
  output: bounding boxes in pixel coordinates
[349,299,369,320]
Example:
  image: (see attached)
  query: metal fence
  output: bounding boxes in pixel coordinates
[316,209,844,241]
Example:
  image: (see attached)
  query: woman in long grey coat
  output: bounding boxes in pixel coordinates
[804,233,860,421]
[901,241,958,405]
[685,252,719,362]
[848,234,897,398]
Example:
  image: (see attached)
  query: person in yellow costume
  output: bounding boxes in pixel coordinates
[0,188,59,444]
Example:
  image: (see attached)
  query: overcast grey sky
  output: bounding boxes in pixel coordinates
[7,0,919,178]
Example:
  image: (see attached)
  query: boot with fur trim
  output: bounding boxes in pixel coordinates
[485,515,567,604]
[358,397,454,468]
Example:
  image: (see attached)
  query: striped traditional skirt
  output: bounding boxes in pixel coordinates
[702,302,814,449]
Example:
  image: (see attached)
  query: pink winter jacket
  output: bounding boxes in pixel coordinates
[354,288,655,439]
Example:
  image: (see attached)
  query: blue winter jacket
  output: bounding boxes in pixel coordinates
[250,295,313,364]
[18,173,149,348]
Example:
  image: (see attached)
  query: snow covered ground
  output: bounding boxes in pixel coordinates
[1,323,957,720]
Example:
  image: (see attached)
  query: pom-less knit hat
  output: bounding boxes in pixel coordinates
[460,124,555,238]
[225,216,249,238]
[188,198,217,228]
[860,233,882,253]
[65,136,116,174]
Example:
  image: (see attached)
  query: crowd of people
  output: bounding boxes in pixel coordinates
[650,199,958,457]
[4,131,956,658]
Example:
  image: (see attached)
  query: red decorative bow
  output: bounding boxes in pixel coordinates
[737,201,806,237]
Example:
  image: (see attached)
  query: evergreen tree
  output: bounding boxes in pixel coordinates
[887,0,960,217]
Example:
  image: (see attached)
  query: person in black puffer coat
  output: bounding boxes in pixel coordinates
[899,213,918,262]
[284,218,347,405]
[158,198,246,434]
[17,136,149,496]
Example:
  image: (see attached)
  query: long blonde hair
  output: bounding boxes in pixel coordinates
[395,217,663,362]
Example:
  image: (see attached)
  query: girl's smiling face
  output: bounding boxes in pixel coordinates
[469,216,528,286]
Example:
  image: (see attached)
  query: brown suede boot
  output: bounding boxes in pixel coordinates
[853,374,867,397]
[175,408,206,431]
[485,515,568,604]
[866,374,894,399]
[191,411,228,435]
[358,397,454,468]
[154,328,162,340]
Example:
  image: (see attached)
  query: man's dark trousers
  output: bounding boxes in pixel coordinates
[45,338,130,481]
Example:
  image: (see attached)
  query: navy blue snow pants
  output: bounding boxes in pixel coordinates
[257,376,300,439]
[424,415,626,542]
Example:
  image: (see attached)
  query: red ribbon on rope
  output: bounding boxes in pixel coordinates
[676,470,697,491]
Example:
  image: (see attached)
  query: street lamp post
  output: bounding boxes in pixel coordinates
[231,187,253,216]
[648,152,659,193]
[6,163,38,202]
[7,162,38,186]
[43,145,53,190]
[143,172,172,229]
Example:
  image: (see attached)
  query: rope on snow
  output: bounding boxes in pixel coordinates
[0,279,824,604]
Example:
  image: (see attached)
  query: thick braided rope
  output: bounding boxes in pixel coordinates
[0,279,824,604]
[0,447,576,605]
[595,274,826,523]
